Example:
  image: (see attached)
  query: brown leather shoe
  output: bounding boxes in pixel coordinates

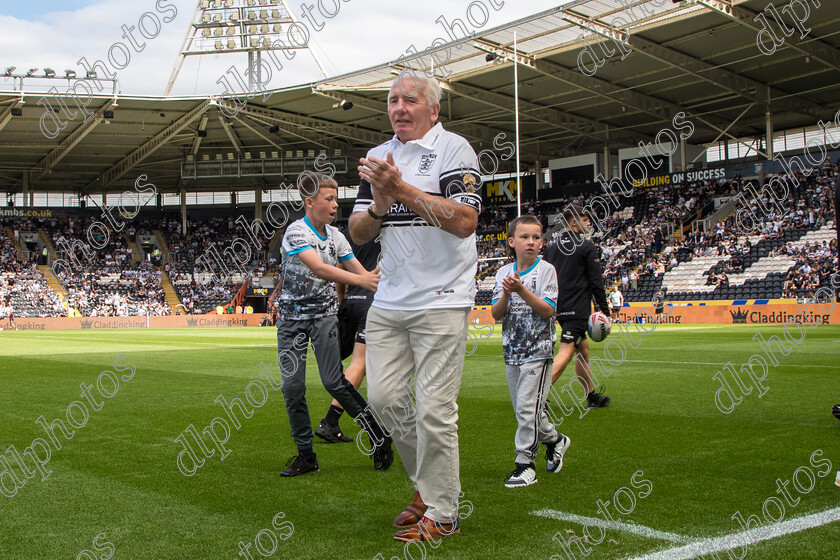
[394,516,460,542]
[393,491,427,528]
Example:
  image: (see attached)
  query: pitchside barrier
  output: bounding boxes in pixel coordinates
[3,314,268,330]
[468,300,840,327]
[3,302,839,330]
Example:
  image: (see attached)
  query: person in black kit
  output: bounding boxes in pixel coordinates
[834,171,840,272]
[833,174,839,462]
[315,233,381,443]
[653,287,667,324]
[543,205,611,409]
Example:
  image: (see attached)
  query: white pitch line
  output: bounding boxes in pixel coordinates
[621,359,840,369]
[625,507,840,560]
[530,509,692,544]
[19,335,273,348]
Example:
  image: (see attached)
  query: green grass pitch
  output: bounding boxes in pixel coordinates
[0,324,838,560]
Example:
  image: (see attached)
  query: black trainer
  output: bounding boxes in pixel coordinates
[833,404,840,420]
[314,419,353,443]
[281,453,319,477]
[371,435,394,471]
[545,434,571,473]
[587,386,611,409]
[505,463,538,488]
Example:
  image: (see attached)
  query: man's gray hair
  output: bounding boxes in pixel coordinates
[391,72,442,107]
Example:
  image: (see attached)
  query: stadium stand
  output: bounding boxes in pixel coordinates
[1,163,834,319]
[160,216,275,313]
[170,273,244,314]
[472,164,836,307]
[0,226,65,318]
[62,261,171,317]
[621,166,837,302]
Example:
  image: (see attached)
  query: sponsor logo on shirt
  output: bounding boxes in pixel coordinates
[432,289,455,296]
[462,173,477,193]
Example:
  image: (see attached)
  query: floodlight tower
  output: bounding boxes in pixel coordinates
[164,0,328,95]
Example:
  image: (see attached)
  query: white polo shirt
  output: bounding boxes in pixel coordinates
[353,123,481,311]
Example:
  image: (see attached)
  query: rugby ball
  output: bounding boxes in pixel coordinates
[587,312,611,342]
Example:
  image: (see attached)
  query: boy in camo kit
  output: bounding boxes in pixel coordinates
[276,173,392,476]
[491,216,570,488]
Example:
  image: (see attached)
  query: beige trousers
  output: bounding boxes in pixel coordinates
[364,306,470,524]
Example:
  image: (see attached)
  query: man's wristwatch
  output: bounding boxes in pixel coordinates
[367,204,387,220]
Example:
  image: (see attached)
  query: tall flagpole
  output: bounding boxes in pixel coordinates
[513,31,521,218]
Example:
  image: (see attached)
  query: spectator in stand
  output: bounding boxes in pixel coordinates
[706,270,717,286]
[654,259,665,277]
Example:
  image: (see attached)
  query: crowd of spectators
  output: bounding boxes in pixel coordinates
[18,217,171,317]
[656,164,837,297]
[0,224,25,271]
[472,166,835,301]
[781,239,837,298]
[0,226,65,319]
[63,261,171,317]
[162,216,273,276]
[1,265,66,320]
[1,162,835,322]
[170,273,243,314]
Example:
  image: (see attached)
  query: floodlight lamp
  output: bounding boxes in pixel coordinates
[11,108,22,116]
[103,110,115,119]
[332,99,353,110]
[65,69,76,79]
[4,66,14,76]
[26,68,38,76]
[86,70,97,79]
[485,52,499,62]
[268,125,279,134]
[44,68,56,77]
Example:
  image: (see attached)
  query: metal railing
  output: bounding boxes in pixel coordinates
[180,156,348,179]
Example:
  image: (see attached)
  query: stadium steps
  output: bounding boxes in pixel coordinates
[268,226,284,254]
[37,265,67,305]
[159,271,182,313]
[153,230,172,262]
[5,227,22,254]
[266,281,282,307]
[125,231,142,263]
[37,228,58,261]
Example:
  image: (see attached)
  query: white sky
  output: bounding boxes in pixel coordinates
[0,0,562,96]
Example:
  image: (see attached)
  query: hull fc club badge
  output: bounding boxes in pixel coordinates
[418,154,437,175]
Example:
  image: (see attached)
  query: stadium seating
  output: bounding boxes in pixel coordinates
[1,164,835,318]
[0,224,66,318]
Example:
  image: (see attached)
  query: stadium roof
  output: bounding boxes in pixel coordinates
[1,0,839,195]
